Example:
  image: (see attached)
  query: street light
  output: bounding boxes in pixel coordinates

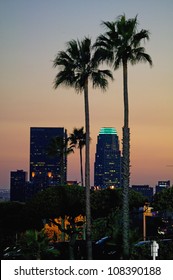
[143,202,153,241]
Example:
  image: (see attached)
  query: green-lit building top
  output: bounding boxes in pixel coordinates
[99,127,117,135]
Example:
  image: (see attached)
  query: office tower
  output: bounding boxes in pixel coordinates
[156,180,170,193]
[10,169,27,202]
[30,127,67,188]
[94,127,121,189]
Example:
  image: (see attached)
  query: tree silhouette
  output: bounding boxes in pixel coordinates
[53,37,113,259]
[94,14,152,258]
[69,127,86,186]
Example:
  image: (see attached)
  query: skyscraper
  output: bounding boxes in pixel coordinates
[94,127,121,189]
[30,127,67,188]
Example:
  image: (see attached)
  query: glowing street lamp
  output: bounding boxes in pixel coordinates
[143,202,153,241]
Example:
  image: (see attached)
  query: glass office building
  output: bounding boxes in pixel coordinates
[94,127,121,189]
[30,127,67,188]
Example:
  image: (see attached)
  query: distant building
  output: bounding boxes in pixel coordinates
[0,189,10,201]
[30,127,67,191]
[156,180,170,193]
[94,127,121,189]
[10,170,27,202]
[131,185,153,201]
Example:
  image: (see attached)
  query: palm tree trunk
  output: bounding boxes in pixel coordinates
[84,79,92,259]
[79,146,84,186]
[122,61,130,259]
[69,218,78,260]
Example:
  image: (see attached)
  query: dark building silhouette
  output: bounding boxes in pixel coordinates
[131,185,153,202]
[155,180,170,193]
[10,169,27,202]
[94,127,121,189]
[30,127,67,191]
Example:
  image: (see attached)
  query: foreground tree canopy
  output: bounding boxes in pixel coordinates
[152,187,173,211]
[29,185,85,219]
[0,185,146,259]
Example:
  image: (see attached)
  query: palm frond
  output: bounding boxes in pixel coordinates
[132,29,150,47]
[135,52,153,66]
[53,51,72,68]
[91,69,113,90]
[53,70,76,89]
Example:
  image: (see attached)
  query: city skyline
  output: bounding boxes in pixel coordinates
[1,0,173,188]
[2,125,172,189]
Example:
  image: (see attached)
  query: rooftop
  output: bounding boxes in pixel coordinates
[99,127,117,135]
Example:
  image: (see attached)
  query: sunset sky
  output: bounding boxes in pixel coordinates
[0,0,173,188]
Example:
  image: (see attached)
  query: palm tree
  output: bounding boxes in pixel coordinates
[94,14,152,258]
[69,127,86,187]
[3,229,59,260]
[47,135,74,185]
[53,37,113,259]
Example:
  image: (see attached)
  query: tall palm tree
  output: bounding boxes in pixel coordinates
[53,37,113,259]
[94,14,152,258]
[69,127,86,187]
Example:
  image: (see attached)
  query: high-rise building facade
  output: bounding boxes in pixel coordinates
[94,127,121,189]
[10,169,27,202]
[30,127,67,188]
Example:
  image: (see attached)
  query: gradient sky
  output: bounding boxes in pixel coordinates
[0,0,173,188]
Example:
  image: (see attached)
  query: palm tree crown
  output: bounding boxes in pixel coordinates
[70,127,86,150]
[94,15,152,70]
[53,37,113,91]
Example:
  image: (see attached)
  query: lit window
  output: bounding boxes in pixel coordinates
[47,172,52,178]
